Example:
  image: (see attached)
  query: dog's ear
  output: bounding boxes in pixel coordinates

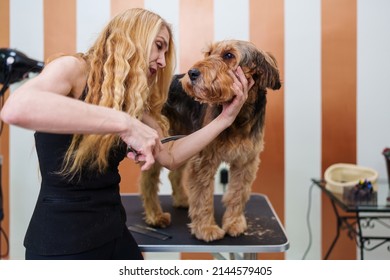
[254,51,281,90]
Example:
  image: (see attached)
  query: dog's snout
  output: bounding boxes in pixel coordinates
[188,68,201,81]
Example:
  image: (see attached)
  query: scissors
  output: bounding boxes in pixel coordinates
[127,135,186,161]
[160,135,186,144]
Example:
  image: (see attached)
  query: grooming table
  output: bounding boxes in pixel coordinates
[121,193,289,259]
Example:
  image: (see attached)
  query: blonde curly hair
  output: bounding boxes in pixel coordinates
[61,8,176,177]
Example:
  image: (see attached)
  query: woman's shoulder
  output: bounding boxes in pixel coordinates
[43,55,88,97]
[47,54,87,72]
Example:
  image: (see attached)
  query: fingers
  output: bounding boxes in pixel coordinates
[139,139,162,171]
[229,69,243,92]
[228,67,249,106]
[127,148,154,170]
[229,66,253,99]
[220,66,252,122]
[247,75,255,89]
[127,137,162,171]
[140,152,155,171]
[235,66,248,88]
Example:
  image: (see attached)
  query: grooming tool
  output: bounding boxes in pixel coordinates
[128,224,172,240]
[127,135,186,155]
[160,135,186,144]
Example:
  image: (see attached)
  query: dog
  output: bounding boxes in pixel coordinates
[139,40,281,242]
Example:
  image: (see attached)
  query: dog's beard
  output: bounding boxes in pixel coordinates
[182,74,235,104]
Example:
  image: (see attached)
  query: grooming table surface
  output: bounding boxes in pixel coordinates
[121,193,289,254]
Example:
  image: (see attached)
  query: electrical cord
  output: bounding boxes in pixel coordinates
[219,166,229,193]
[0,95,4,135]
[0,226,9,258]
[0,100,10,259]
[302,182,315,259]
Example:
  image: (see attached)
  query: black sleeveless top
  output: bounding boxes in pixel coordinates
[24,132,128,255]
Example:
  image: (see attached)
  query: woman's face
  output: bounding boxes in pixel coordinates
[148,26,170,83]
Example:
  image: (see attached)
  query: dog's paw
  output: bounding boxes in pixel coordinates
[144,212,171,228]
[191,224,225,242]
[223,215,247,237]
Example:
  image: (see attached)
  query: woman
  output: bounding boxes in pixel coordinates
[0,8,252,259]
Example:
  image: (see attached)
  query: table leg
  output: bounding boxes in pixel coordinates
[243,253,257,260]
[324,200,341,259]
[212,253,258,260]
[355,212,364,260]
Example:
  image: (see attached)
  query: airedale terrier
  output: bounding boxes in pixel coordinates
[140,40,281,242]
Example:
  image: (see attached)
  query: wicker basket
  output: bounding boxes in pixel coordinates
[324,163,379,193]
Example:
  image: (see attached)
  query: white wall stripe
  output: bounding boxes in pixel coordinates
[357,0,390,178]
[145,0,180,73]
[214,0,249,41]
[9,0,44,260]
[284,0,322,260]
[77,0,110,53]
[357,0,390,260]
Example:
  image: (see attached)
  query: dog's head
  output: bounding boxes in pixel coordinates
[181,40,281,104]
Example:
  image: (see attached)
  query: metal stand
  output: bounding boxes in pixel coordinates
[212,252,258,260]
[325,198,390,260]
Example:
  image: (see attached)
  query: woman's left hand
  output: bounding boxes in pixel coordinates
[220,66,254,125]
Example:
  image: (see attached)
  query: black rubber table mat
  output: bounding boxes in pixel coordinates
[122,194,289,253]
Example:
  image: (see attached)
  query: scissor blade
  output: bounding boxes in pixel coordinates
[127,135,186,155]
[161,135,186,144]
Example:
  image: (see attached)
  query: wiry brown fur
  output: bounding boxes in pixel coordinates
[140,40,281,242]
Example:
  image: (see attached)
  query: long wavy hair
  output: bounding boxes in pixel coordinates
[61,8,176,178]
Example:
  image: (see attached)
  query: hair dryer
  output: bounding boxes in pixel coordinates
[0,48,44,96]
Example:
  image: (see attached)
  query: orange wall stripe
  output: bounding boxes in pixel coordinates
[0,0,9,47]
[44,0,76,60]
[111,0,144,18]
[322,0,357,259]
[0,0,10,259]
[250,0,285,260]
[179,0,214,73]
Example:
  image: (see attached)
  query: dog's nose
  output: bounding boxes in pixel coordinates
[188,68,201,81]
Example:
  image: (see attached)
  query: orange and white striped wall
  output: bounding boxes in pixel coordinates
[0,0,389,260]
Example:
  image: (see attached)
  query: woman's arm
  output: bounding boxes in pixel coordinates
[0,56,161,170]
[1,56,127,134]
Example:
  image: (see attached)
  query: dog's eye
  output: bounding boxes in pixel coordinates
[223,52,235,60]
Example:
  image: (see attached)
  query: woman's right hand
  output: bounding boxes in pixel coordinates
[121,116,162,171]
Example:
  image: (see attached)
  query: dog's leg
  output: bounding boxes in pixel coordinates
[139,164,171,227]
[184,154,225,242]
[168,164,189,208]
[222,156,260,237]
